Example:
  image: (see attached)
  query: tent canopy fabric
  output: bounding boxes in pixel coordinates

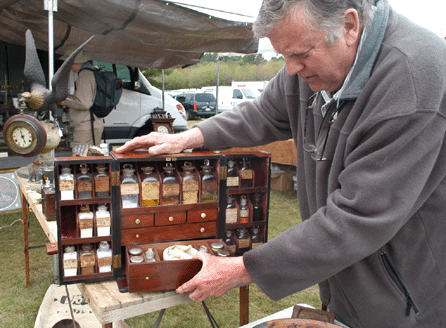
[0,0,258,69]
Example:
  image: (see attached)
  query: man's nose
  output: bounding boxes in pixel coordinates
[285,59,304,75]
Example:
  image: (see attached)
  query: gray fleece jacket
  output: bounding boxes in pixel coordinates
[196,1,446,327]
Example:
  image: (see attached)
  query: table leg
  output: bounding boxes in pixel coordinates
[21,190,30,287]
[240,285,249,326]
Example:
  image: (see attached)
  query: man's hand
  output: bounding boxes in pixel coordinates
[115,127,205,155]
[176,251,252,302]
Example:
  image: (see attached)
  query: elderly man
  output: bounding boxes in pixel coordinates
[116,0,446,326]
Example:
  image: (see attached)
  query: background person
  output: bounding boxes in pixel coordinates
[116,0,446,326]
[58,45,103,147]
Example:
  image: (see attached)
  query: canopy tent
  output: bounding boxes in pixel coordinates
[0,0,258,69]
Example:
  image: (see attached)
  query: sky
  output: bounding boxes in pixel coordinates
[171,0,446,58]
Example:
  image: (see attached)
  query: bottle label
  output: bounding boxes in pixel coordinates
[98,256,113,267]
[95,176,109,192]
[60,180,74,191]
[78,181,92,192]
[96,216,111,227]
[237,237,251,249]
[64,258,77,270]
[142,181,160,200]
[227,177,239,187]
[240,170,253,179]
[252,242,263,249]
[163,184,180,196]
[239,209,249,219]
[183,191,198,204]
[121,183,139,195]
[80,254,95,267]
[226,208,238,223]
[79,218,93,229]
[228,244,237,253]
[202,180,217,191]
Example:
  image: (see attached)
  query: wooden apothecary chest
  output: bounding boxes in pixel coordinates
[54,150,271,291]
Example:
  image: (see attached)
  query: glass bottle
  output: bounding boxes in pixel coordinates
[78,205,94,238]
[225,195,238,224]
[236,228,251,255]
[200,160,218,202]
[96,204,111,237]
[141,166,160,207]
[240,158,254,188]
[80,244,95,275]
[239,195,250,223]
[120,164,139,208]
[77,164,92,199]
[253,193,263,222]
[226,160,239,189]
[224,230,237,254]
[59,166,74,200]
[181,162,199,204]
[97,241,113,273]
[94,165,110,197]
[63,245,78,277]
[161,163,180,205]
[251,226,263,249]
[145,248,156,262]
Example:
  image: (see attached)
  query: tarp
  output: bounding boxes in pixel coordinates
[0,0,258,69]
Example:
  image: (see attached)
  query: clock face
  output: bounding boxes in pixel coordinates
[157,124,170,134]
[2,114,47,157]
[12,127,33,148]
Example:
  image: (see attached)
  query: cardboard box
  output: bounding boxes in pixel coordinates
[230,139,297,166]
[271,169,295,191]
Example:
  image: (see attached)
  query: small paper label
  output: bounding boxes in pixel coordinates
[240,170,253,179]
[163,184,179,196]
[202,180,218,191]
[238,238,250,249]
[183,191,198,204]
[60,180,74,191]
[252,242,263,249]
[64,258,77,270]
[94,176,110,192]
[121,183,139,195]
[79,218,93,229]
[80,254,95,267]
[142,181,160,200]
[98,256,112,267]
[96,216,110,227]
[226,208,238,223]
[78,181,92,192]
[227,177,239,187]
[183,179,198,192]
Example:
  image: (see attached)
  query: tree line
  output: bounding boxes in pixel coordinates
[142,53,285,90]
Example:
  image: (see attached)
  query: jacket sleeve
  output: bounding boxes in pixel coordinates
[196,66,296,150]
[65,69,96,111]
[244,104,446,300]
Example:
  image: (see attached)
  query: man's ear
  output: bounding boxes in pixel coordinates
[343,8,361,46]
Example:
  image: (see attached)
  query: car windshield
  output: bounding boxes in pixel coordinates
[195,93,216,102]
[242,88,261,99]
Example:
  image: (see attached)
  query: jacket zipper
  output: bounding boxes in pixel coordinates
[380,252,419,316]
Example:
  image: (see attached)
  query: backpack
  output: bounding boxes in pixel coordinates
[80,66,123,118]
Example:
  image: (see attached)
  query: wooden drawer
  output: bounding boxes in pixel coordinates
[154,211,187,226]
[121,221,217,245]
[121,213,154,229]
[120,239,232,293]
[187,208,218,223]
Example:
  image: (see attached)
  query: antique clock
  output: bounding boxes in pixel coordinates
[151,107,175,134]
[2,114,47,157]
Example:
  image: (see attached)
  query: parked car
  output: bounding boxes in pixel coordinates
[201,86,261,113]
[175,92,217,119]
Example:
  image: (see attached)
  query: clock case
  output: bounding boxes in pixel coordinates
[54,150,271,291]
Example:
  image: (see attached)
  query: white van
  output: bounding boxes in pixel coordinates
[201,86,261,113]
[94,63,188,143]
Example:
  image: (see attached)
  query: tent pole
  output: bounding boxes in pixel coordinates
[162,69,165,110]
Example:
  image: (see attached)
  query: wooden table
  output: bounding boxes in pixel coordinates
[17,172,250,327]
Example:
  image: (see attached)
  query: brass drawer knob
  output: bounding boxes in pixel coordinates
[200,227,205,233]
[169,216,174,222]
[136,234,140,238]
[135,219,141,224]
[201,212,206,218]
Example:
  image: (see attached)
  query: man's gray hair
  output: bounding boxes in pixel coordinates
[253,0,375,45]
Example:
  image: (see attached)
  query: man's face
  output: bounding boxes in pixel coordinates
[269,6,359,92]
